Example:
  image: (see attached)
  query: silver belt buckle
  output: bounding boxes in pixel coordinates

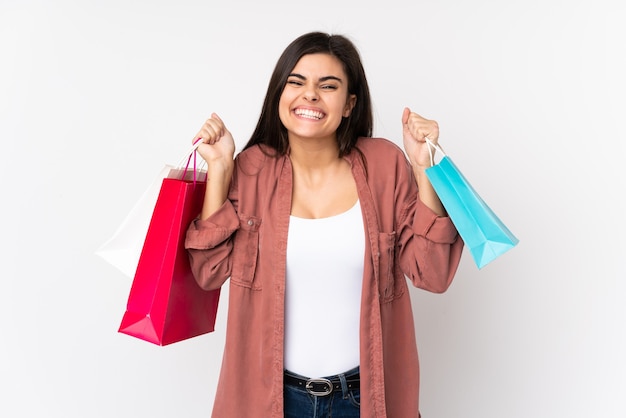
[305,378,333,396]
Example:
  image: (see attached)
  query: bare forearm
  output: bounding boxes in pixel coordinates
[200,162,234,220]
[413,166,446,216]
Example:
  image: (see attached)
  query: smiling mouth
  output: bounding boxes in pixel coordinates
[294,108,324,120]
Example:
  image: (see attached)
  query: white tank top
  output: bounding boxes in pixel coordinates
[284,200,365,378]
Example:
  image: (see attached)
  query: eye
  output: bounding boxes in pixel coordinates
[287,79,303,86]
[320,84,338,90]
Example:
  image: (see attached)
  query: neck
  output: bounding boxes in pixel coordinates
[288,136,340,171]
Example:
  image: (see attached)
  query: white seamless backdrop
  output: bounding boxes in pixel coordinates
[1,0,625,417]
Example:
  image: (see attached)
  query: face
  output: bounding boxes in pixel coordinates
[278,53,357,145]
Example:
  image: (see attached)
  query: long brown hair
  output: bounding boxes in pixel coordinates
[243,32,373,157]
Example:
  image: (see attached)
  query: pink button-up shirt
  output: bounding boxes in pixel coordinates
[185,137,464,417]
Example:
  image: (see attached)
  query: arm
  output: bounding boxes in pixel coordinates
[194,113,236,219]
[401,107,446,216]
[398,195,464,293]
[398,109,464,292]
[185,200,240,290]
[184,114,238,290]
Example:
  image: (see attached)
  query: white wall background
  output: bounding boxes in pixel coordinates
[2,0,624,417]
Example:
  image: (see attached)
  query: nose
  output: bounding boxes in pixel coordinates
[303,87,318,102]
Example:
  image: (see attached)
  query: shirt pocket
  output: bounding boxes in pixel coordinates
[378,231,406,303]
[230,213,262,290]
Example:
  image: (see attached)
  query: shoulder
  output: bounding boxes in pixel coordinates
[351,137,414,185]
[354,137,408,163]
[235,144,281,176]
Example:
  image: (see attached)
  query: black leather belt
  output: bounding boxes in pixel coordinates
[283,371,360,396]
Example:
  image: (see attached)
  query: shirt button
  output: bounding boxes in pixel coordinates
[247,219,254,226]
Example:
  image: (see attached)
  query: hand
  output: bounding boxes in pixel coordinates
[192,113,235,166]
[401,107,439,170]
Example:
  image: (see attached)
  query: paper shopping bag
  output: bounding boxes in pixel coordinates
[96,144,206,278]
[425,141,519,269]
[118,176,220,346]
[96,165,179,277]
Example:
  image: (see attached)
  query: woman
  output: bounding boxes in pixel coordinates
[185,31,464,418]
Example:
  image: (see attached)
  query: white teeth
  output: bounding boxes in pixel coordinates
[295,109,323,120]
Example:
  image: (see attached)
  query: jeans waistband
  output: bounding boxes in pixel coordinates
[283,367,360,396]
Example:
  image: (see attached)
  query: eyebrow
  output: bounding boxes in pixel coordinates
[288,73,344,83]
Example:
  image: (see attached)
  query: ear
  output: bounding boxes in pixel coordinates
[343,94,357,117]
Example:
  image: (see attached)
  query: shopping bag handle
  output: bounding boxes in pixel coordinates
[425,138,447,167]
[179,138,206,184]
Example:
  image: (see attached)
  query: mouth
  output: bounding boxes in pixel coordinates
[294,108,325,120]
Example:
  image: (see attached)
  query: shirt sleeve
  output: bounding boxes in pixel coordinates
[396,160,464,293]
[411,197,459,244]
[185,194,240,291]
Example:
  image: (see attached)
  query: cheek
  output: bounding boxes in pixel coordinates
[278,97,290,125]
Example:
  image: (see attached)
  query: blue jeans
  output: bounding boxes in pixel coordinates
[284,367,360,418]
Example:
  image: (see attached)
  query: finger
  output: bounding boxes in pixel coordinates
[426,120,439,143]
[211,113,226,136]
[203,121,223,140]
[204,118,221,133]
[211,112,223,124]
[192,133,204,145]
[409,116,439,143]
[193,115,218,144]
[401,107,410,125]
[406,114,424,141]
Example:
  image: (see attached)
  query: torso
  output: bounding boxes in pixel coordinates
[285,200,364,377]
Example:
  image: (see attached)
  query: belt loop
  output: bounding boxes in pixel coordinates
[338,372,349,399]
